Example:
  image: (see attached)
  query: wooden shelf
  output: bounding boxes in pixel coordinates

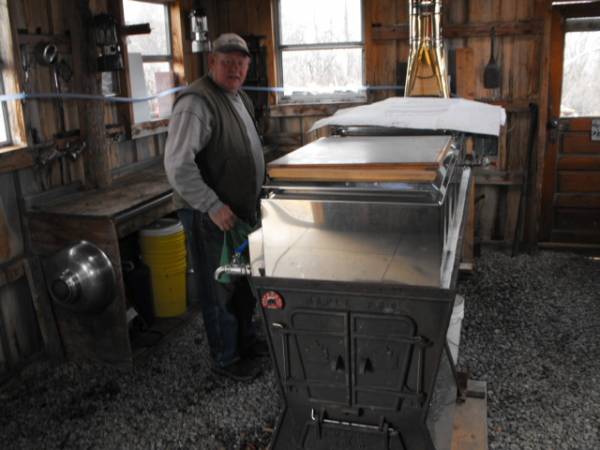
[29,164,171,219]
[27,162,177,366]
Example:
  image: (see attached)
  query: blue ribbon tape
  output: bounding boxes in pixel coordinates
[0,84,404,103]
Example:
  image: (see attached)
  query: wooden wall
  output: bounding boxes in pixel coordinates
[0,0,555,379]
[0,0,185,380]
[206,0,550,247]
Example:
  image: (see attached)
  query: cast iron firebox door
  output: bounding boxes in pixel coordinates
[255,277,455,450]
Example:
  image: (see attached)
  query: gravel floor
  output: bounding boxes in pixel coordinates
[458,249,600,450]
[1,249,599,449]
[0,316,282,449]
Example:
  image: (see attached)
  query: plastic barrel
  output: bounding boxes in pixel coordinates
[139,218,187,318]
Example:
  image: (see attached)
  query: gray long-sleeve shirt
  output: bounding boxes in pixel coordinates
[164,89,264,215]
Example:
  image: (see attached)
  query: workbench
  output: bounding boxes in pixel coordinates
[27,163,177,366]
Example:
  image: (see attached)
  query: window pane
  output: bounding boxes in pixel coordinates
[282,48,363,96]
[129,55,173,122]
[123,0,170,56]
[280,0,362,45]
[0,77,7,143]
[144,62,174,119]
[561,30,600,117]
[0,110,7,143]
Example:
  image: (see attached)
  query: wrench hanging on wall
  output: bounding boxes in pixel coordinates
[32,42,82,186]
[34,42,66,134]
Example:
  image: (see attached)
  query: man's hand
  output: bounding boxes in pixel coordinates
[209,205,237,231]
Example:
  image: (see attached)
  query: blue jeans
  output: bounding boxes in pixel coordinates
[177,208,257,368]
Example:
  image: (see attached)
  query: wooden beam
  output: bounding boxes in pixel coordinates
[475,97,539,113]
[558,171,600,193]
[558,156,600,170]
[0,257,26,289]
[24,257,65,362]
[538,241,600,252]
[474,169,524,186]
[169,1,187,85]
[269,103,361,118]
[372,19,544,40]
[3,0,28,146]
[66,0,111,188]
[130,119,169,139]
[554,2,600,18]
[455,48,475,99]
[0,146,34,173]
[16,31,72,51]
[462,137,475,271]
[268,167,438,183]
[555,193,600,209]
[263,132,303,147]
[107,0,136,137]
[134,0,175,4]
[120,23,151,36]
[451,380,488,450]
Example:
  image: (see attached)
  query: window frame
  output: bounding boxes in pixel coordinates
[559,17,600,118]
[0,0,27,158]
[0,74,12,148]
[274,0,366,105]
[123,0,174,124]
[114,0,187,138]
[125,1,173,64]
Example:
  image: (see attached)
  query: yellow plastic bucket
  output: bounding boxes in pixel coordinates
[148,267,186,317]
[139,218,187,317]
[142,252,187,268]
[140,234,185,253]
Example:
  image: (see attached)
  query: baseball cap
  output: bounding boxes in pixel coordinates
[212,33,250,56]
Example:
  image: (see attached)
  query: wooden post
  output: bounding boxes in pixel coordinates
[534,3,554,244]
[24,257,65,362]
[65,0,112,188]
[461,136,475,272]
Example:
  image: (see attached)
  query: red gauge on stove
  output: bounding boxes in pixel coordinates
[261,291,284,310]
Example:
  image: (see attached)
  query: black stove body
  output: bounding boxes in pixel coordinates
[241,132,472,449]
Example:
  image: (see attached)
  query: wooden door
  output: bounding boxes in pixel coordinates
[541,4,600,244]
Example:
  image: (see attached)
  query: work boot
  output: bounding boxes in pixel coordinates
[211,358,261,382]
[240,339,270,359]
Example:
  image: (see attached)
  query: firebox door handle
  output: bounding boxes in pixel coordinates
[443,149,458,168]
[359,357,373,375]
[330,355,345,372]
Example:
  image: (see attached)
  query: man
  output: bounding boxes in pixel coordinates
[164,33,267,381]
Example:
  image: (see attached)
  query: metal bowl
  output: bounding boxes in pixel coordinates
[44,241,116,313]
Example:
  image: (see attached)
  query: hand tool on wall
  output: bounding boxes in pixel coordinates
[483,27,501,89]
[20,44,31,94]
[35,42,67,134]
[33,42,82,185]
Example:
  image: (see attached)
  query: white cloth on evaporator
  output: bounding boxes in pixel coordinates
[309,97,507,137]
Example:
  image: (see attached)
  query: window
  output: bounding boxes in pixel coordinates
[123,0,175,122]
[0,75,10,146]
[0,0,25,150]
[276,0,365,103]
[560,18,600,117]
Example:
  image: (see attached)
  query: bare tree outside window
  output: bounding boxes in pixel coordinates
[278,0,364,101]
[561,30,600,118]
